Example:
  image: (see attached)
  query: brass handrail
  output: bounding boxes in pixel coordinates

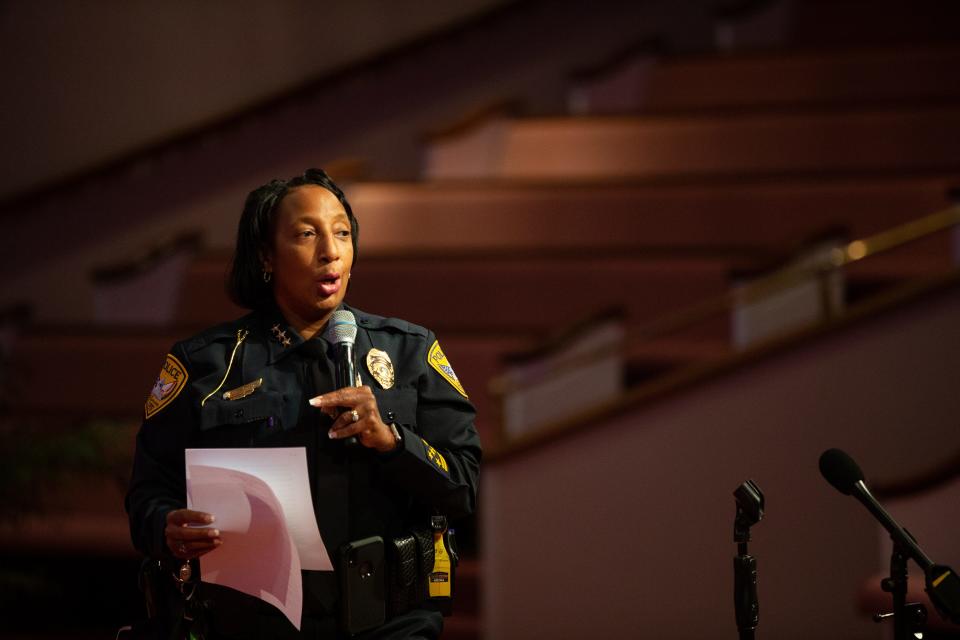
[639,204,960,340]
[490,204,960,397]
[833,205,960,265]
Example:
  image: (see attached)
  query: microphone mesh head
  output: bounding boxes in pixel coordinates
[325,309,357,345]
[819,448,864,496]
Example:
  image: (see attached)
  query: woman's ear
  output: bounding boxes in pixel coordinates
[259,248,273,274]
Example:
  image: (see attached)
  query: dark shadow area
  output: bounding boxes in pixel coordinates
[0,552,144,638]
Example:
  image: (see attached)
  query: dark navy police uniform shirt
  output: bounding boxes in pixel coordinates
[125,304,481,637]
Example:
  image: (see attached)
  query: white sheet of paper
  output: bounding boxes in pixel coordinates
[187,464,303,630]
[185,448,334,630]
[185,447,332,571]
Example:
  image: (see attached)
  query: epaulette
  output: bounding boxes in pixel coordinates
[180,312,257,355]
[351,307,429,338]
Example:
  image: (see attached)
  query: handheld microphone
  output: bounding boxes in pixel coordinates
[328,309,358,389]
[325,309,359,447]
[819,448,960,623]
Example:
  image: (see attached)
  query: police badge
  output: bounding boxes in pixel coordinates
[365,348,395,389]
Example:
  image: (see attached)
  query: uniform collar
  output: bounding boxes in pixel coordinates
[260,303,355,364]
[259,305,306,364]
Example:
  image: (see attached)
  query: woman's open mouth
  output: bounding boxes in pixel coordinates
[316,273,341,297]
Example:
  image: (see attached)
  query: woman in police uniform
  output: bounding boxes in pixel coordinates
[125,169,481,638]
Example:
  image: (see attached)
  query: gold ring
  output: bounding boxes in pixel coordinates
[350,410,360,423]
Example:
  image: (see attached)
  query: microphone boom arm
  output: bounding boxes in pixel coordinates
[851,480,932,570]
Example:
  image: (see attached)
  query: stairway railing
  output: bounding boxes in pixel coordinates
[490,202,960,449]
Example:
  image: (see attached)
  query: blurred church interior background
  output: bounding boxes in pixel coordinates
[1,1,959,637]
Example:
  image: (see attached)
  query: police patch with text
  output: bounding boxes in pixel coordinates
[427,340,468,398]
[145,353,188,419]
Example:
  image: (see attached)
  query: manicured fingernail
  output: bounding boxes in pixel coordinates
[205,515,215,523]
[309,397,321,407]
[214,539,223,546]
[328,429,337,439]
[209,529,220,537]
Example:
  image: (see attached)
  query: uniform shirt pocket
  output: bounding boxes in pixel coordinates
[199,390,285,432]
[371,387,418,430]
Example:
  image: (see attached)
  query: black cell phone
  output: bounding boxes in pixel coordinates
[339,536,386,635]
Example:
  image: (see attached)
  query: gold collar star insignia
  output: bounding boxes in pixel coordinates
[270,323,292,348]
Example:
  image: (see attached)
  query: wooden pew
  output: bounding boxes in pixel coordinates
[491,107,960,180]
[347,176,956,252]
[571,44,960,115]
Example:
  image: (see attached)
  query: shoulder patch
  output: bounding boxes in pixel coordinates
[145,353,188,419]
[427,340,468,398]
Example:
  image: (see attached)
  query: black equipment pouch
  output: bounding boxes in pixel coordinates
[387,527,434,617]
[387,533,418,616]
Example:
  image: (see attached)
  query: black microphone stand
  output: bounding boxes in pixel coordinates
[733,480,764,640]
[819,449,960,633]
[874,539,927,640]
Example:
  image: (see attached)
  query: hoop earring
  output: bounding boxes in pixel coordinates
[263,270,272,283]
